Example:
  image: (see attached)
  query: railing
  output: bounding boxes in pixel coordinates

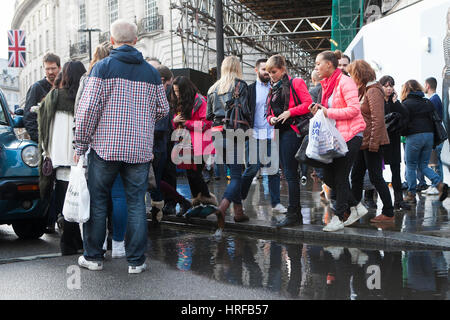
[69,42,88,58]
[138,15,164,35]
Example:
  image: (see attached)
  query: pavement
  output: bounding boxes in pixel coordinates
[158,173,450,251]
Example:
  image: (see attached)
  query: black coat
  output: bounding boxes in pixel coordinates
[382,98,409,165]
[403,93,435,136]
[24,78,52,142]
[247,82,258,128]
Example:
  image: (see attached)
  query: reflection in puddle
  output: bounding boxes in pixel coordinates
[148,228,450,300]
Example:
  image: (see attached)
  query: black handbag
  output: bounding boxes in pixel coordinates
[289,79,313,138]
[431,109,448,148]
[294,135,328,168]
[42,157,53,177]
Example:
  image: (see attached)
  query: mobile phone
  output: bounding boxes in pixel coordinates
[309,103,316,110]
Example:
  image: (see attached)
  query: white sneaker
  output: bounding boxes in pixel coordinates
[272,203,288,214]
[347,248,369,267]
[78,256,103,271]
[252,177,258,184]
[112,240,126,259]
[128,263,147,274]
[323,216,344,232]
[344,205,368,227]
[356,203,369,216]
[427,187,440,195]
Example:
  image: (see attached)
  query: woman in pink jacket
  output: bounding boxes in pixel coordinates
[309,50,367,232]
[171,76,217,207]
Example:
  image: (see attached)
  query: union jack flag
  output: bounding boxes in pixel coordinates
[8,30,26,68]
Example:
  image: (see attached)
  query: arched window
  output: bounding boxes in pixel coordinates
[108,0,119,25]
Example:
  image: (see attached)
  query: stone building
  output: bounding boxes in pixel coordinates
[12,0,261,106]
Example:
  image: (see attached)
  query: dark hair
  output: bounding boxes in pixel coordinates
[170,76,199,119]
[425,77,438,90]
[43,53,61,67]
[255,58,268,68]
[52,72,63,89]
[342,54,351,63]
[60,61,87,100]
[379,75,395,87]
[401,79,424,101]
[318,50,342,69]
[156,65,174,82]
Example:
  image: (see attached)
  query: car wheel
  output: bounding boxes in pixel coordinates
[12,218,47,240]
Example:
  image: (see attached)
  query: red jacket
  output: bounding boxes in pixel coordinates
[172,94,215,156]
[266,76,313,134]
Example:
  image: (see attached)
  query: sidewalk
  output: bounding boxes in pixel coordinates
[156,177,450,251]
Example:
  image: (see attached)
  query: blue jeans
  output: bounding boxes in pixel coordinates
[417,142,444,186]
[279,130,301,210]
[111,175,127,242]
[84,150,150,266]
[219,136,244,204]
[405,133,442,193]
[241,139,281,207]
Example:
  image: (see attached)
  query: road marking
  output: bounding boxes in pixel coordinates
[0,253,62,265]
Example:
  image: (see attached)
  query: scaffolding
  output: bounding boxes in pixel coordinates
[169,0,332,77]
[331,0,365,51]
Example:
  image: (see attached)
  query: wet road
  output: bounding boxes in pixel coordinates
[1,223,449,300]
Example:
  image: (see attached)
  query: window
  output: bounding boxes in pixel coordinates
[45,30,49,50]
[38,10,41,24]
[145,0,157,18]
[0,99,7,125]
[44,4,49,19]
[32,15,35,29]
[39,35,42,54]
[33,40,36,60]
[79,1,87,44]
[108,0,119,24]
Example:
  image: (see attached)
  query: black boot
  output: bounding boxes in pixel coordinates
[394,191,411,210]
[162,200,177,216]
[364,190,377,209]
[276,207,303,228]
[177,198,193,217]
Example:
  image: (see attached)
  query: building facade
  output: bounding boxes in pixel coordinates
[0,59,20,112]
[12,0,261,107]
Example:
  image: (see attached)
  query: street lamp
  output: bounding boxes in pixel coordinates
[78,28,101,61]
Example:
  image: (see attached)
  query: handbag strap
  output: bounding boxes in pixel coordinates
[289,79,302,107]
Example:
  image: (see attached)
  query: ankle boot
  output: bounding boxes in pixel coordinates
[215,199,230,230]
[233,203,249,223]
[394,191,411,210]
[276,207,303,228]
[150,200,165,226]
[177,198,193,217]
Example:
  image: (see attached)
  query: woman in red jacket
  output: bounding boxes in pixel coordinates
[171,76,217,207]
[266,55,313,227]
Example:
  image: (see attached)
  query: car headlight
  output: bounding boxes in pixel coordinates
[22,145,40,168]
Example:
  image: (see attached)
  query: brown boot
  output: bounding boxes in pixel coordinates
[404,192,417,204]
[437,182,449,202]
[215,199,230,230]
[233,203,249,223]
[199,193,218,206]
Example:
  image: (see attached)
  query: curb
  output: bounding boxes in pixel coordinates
[157,215,450,251]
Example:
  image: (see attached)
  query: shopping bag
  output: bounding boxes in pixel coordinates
[62,156,90,223]
[306,109,348,164]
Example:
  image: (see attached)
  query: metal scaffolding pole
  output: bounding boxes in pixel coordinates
[215,0,225,78]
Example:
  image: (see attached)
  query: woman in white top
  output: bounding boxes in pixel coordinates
[38,61,86,255]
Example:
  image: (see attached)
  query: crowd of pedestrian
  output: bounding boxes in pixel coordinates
[22,19,448,274]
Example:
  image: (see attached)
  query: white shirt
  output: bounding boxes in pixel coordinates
[253,78,273,140]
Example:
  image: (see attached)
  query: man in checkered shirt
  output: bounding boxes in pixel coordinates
[74,20,169,274]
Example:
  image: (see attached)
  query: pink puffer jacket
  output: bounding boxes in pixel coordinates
[323,74,366,142]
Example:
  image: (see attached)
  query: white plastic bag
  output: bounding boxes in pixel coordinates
[306,109,348,163]
[63,156,90,223]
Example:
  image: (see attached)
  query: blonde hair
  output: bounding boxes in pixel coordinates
[88,41,113,73]
[401,80,424,101]
[266,54,287,72]
[208,56,243,95]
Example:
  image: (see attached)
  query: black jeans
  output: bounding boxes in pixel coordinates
[351,149,394,217]
[389,162,402,195]
[186,164,210,199]
[323,136,362,219]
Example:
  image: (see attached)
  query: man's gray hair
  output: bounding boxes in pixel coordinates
[110,19,138,44]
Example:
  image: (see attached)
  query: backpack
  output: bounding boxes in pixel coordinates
[224,80,251,130]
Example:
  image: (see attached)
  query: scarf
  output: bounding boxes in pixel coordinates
[320,68,342,107]
[267,74,291,117]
